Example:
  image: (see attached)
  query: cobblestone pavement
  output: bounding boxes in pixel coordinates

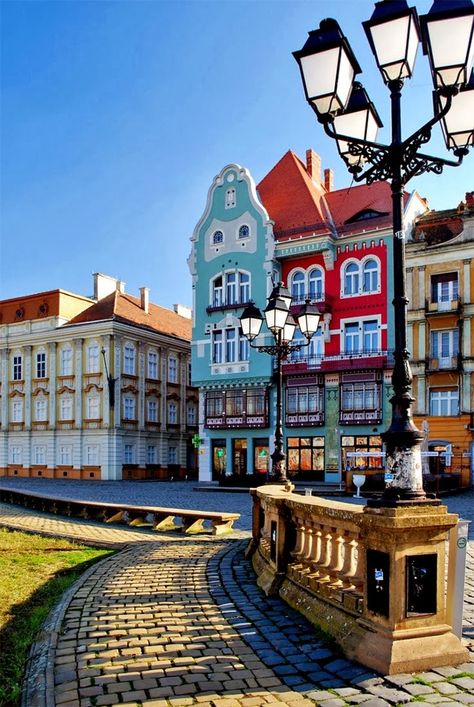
[0,480,473,706]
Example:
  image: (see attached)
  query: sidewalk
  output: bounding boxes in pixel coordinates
[0,502,473,707]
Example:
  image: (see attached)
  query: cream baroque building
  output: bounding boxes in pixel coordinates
[406,192,474,484]
[0,274,197,481]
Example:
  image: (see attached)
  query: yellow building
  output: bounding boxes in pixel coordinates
[0,273,197,480]
[407,192,474,487]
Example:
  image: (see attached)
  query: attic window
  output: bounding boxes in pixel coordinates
[345,209,387,224]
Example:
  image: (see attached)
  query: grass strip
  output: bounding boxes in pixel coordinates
[0,528,113,707]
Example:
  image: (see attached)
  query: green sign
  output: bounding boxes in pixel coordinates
[192,434,202,448]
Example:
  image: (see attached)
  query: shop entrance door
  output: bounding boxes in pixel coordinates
[232,439,247,477]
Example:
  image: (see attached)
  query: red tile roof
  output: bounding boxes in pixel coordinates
[258,149,407,240]
[68,291,192,341]
[257,150,331,237]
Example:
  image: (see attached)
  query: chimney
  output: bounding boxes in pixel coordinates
[306,149,321,183]
[140,287,150,314]
[324,168,334,192]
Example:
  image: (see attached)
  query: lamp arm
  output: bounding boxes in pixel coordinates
[401,90,454,156]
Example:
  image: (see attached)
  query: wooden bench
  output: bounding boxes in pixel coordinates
[0,487,240,536]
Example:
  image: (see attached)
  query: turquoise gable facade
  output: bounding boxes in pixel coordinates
[188,164,278,482]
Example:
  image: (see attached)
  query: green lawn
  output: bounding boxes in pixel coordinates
[0,528,113,707]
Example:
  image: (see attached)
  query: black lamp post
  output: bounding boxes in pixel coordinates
[293,0,473,505]
[240,283,321,484]
[101,347,117,409]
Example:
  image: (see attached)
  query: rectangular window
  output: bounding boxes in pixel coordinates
[87,344,100,373]
[344,323,360,353]
[341,382,379,410]
[226,390,244,415]
[168,446,177,464]
[12,400,23,422]
[36,352,46,378]
[431,329,459,367]
[147,400,158,422]
[59,446,72,466]
[34,445,46,465]
[168,356,178,383]
[363,320,378,353]
[86,396,100,419]
[187,405,196,425]
[212,332,223,364]
[286,385,323,414]
[206,391,224,417]
[124,397,135,420]
[124,444,134,464]
[429,389,459,416]
[34,399,47,421]
[60,397,73,420]
[225,329,236,362]
[239,334,249,362]
[86,445,99,465]
[11,446,22,464]
[168,401,178,424]
[247,389,266,415]
[342,434,383,471]
[287,437,325,479]
[239,272,250,303]
[147,445,157,464]
[123,345,135,375]
[226,273,237,305]
[60,348,73,376]
[431,272,458,307]
[13,355,22,381]
[148,351,158,379]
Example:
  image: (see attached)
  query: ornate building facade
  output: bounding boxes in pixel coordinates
[189,149,427,485]
[0,273,197,481]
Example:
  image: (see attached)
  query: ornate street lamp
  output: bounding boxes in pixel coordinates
[240,286,321,483]
[294,0,473,505]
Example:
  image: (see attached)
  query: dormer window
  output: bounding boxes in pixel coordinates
[212,230,224,245]
[225,188,236,209]
[238,224,250,239]
[345,209,388,224]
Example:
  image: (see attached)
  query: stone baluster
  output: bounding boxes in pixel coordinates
[337,536,359,589]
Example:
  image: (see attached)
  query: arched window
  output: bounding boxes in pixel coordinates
[308,268,324,301]
[225,188,236,208]
[238,224,250,239]
[363,259,379,293]
[290,271,305,302]
[212,230,224,245]
[344,262,359,295]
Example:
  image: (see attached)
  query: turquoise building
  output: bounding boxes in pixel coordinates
[188,164,278,483]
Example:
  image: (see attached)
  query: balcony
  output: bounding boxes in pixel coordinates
[282,350,393,374]
[339,409,383,425]
[286,411,324,427]
[425,296,462,315]
[205,412,268,429]
[206,299,251,315]
[426,355,461,372]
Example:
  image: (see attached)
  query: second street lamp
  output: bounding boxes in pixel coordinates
[240,285,321,484]
[293,0,473,505]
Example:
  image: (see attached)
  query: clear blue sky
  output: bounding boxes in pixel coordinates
[1,0,472,310]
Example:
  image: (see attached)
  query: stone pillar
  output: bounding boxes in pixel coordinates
[48,341,57,427]
[73,339,83,428]
[418,265,426,309]
[0,348,9,427]
[113,336,122,428]
[358,504,468,674]
[463,258,471,304]
[24,345,32,429]
[138,341,145,430]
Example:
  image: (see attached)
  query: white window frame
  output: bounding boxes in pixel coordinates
[168,401,178,424]
[290,270,306,303]
[36,351,47,379]
[212,229,224,245]
[168,446,178,464]
[168,356,178,383]
[86,395,100,420]
[34,445,46,465]
[238,224,250,239]
[123,396,135,420]
[362,258,379,293]
[123,344,136,375]
[12,400,23,422]
[34,398,47,421]
[147,445,157,464]
[308,267,324,301]
[225,188,236,209]
[13,354,22,381]
[429,389,459,416]
[212,331,223,364]
[187,404,196,425]
[147,350,158,379]
[59,445,72,466]
[59,396,73,421]
[86,344,100,374]
[343,261,360,297]
[124,443,135,464]
[60,347,73,376]
[147,399,158,422]
[11,446,22,464]
[86,444,99,465]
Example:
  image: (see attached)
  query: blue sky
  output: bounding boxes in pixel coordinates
[1,0,472,310]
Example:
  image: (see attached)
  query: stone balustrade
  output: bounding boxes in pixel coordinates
[249,484,468,675]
